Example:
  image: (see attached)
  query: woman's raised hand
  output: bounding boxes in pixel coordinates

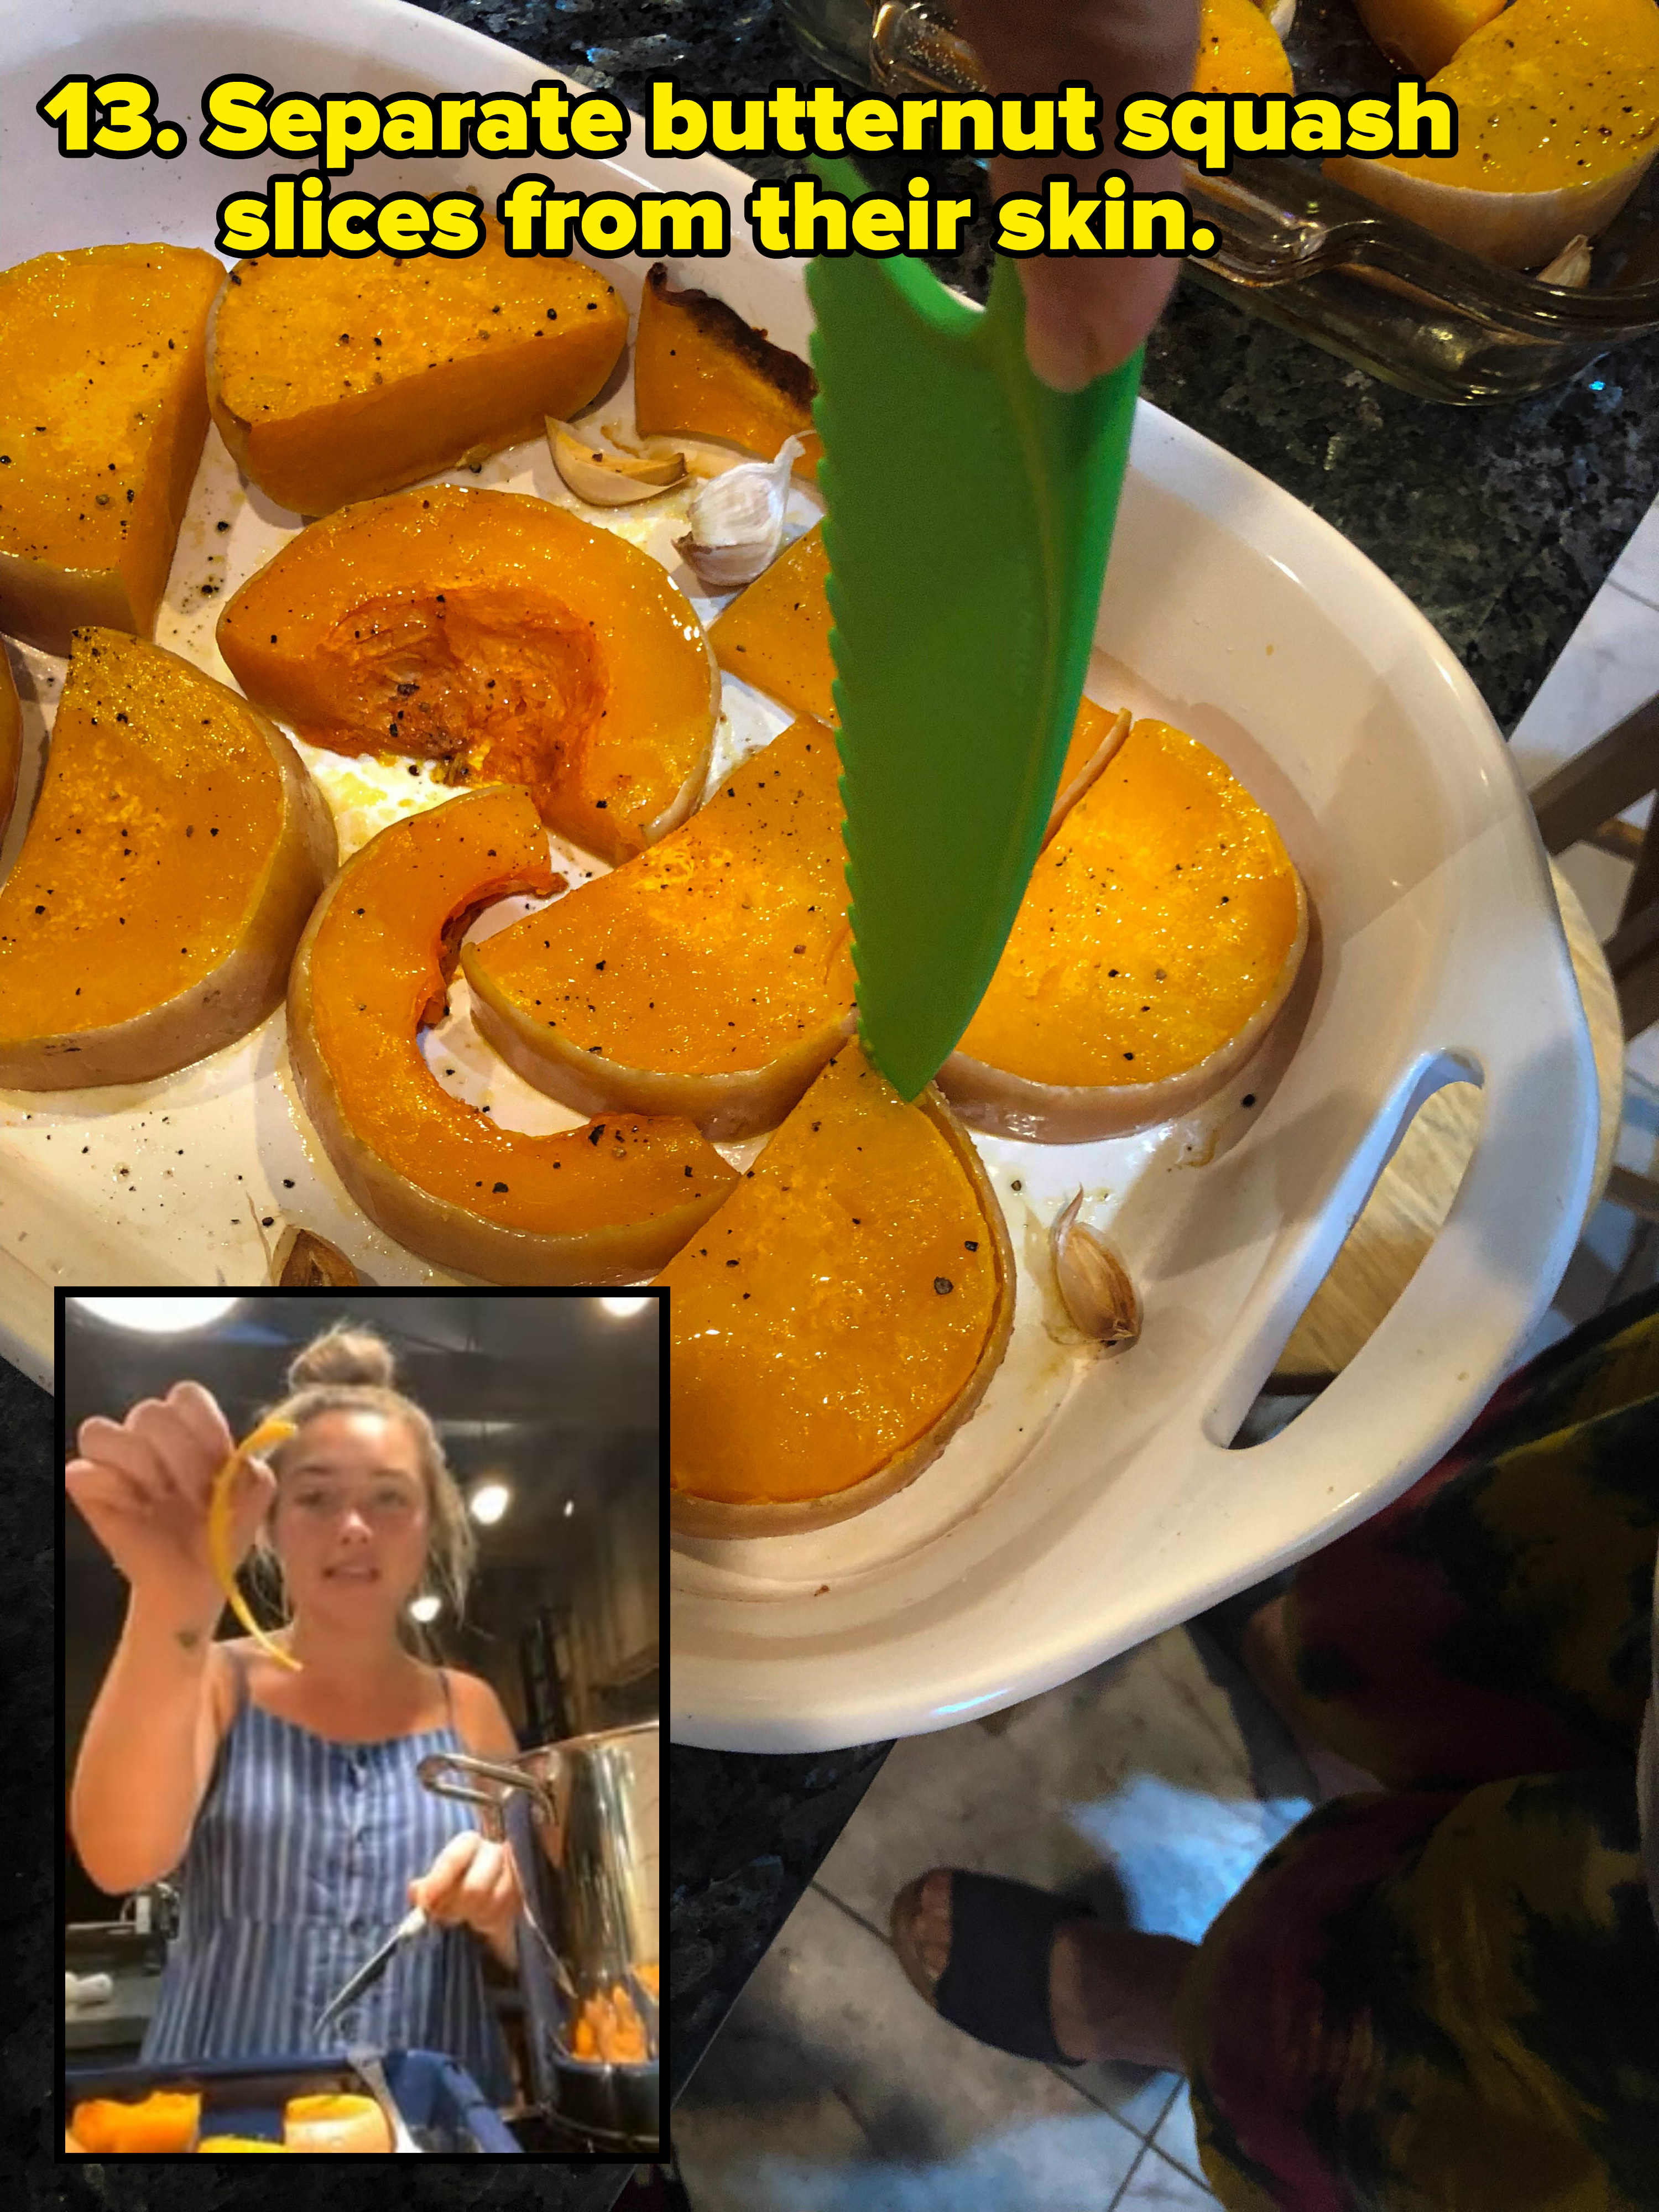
[66,1380,277,1627]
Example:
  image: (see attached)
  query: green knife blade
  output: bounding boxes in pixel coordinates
[806,163,1139,1099]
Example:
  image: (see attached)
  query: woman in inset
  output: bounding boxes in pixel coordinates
[67,1324,520,2100]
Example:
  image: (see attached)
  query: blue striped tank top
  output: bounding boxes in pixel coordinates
[142,1649,514,2105]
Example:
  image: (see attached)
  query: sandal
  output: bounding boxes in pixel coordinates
[891,1869,1085,2067]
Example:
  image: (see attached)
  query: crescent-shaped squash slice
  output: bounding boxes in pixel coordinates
[634,263,822,482]
[1328,0,1659,268]
[940,718,1307,1142]
[661,1043,1015,1538]
[709,520,1126,817]
[206,219,627,516]
[0,243,222,655]
[465,703,1129,1142]
[287,781,738,1283]
[217,485,718,866]
[0,629,335,1089]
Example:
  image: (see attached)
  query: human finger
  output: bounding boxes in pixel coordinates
[164,1381,237,1478]
[950,0,1201,386]
[74,1414,172,1506]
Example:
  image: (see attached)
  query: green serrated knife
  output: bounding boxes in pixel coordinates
[806,158,1140,1100]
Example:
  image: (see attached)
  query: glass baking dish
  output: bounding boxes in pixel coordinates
[779,0,1659,403]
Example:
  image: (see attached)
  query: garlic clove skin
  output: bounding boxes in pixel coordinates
[1536,234,1593,288]
[548,419,687,504]
[1267,0,1295,36]
[675,435,804,590]
[1050,1190,1141,1349]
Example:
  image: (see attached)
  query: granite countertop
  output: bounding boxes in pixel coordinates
[18,7,1659,2201]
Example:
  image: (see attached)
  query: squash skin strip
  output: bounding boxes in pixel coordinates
[207,1416,299,1671]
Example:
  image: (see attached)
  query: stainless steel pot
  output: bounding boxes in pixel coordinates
[418,1720,659,2151]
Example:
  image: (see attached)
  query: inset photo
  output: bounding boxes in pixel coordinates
[62,1289,661,2157]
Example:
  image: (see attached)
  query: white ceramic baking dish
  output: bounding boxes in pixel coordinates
[3,3,1595,1757]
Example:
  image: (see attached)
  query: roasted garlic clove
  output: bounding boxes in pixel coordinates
[548,419,687,504]
[1050,1191,1140,1349]
[674,435,804,589]
[1536,234,1593,288]
[273,1225,361,1286]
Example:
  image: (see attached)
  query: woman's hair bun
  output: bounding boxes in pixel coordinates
[287,1326,398,1394]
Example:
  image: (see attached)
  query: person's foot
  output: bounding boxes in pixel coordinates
[1240,1594,1383,1800]
[891,1868,1196,2073]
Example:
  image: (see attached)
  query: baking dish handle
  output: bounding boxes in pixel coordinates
[1193,944,1600,1519]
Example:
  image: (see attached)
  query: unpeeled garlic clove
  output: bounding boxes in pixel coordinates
[1050,1191,1140,1349]
[1267,0,1296,36]
[549,419,687,504]
[675,435,804,589]
[1536,235,1593,288]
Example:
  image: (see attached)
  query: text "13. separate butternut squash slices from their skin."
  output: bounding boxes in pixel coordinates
[286,780,738,1283]
[465,703,1130,1141]
[941,719,1308,1143]
[0,244,222,655]
[633,262,823,483]
[206,218,627,516]
[0,629,336,1089]
[216,484,719,868]
[661,1044,1015,1538]
[1330,0,1659,269]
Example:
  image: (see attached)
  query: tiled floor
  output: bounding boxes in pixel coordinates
[672,495,1659,2211]
[674,1623,1315,2208]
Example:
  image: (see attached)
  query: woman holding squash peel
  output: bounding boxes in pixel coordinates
[66,1327,520,2101]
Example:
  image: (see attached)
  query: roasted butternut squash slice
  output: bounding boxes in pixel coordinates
[634,264,822,482]
[0,629,335,1089]
[1193,0,1295,92]
[709,520,1126,814]
[661,1044,1015,1537]
[1353,0,1506,76]
[0,649,20,846]
[218,485,718,867]
[466,697,1129,1141]
[466,716,854,1140]
[709,522,837,721]
[1330,0,1659,268]
[71,2090,201,2154]
[941,718,1307,1142]
[206,220,627,515]
[287,781,738,1283]
[0,244,221,655]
